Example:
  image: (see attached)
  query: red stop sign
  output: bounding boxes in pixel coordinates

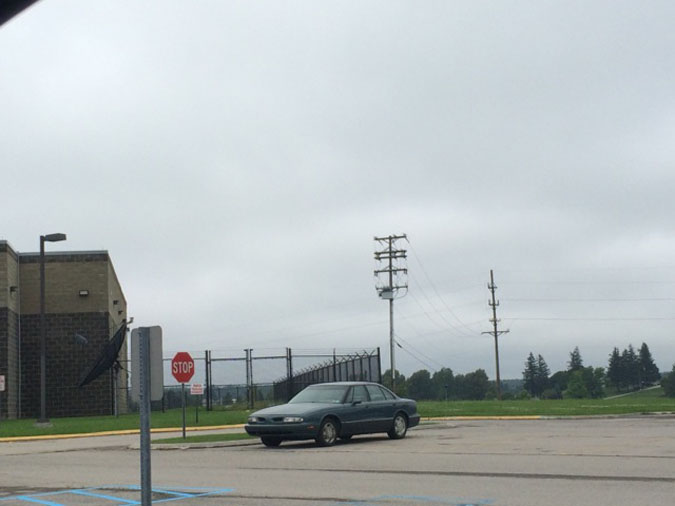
[171,352,195,383]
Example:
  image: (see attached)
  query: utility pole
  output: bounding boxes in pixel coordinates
[482,269,509,400]
[374,234,408,392]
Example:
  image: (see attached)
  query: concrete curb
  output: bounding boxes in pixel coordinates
[139,439,260,450]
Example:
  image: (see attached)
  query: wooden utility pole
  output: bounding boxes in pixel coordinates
[374,234,408,392]
[482,269,509,400]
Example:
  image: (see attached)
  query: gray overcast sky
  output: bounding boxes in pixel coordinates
[2,1,675,384]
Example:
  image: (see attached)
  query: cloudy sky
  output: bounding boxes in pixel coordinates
[2,1,675,385]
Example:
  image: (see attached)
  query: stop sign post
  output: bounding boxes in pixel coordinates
[172,352,195,439]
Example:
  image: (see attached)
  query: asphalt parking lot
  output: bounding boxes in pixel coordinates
[1,416,674,505]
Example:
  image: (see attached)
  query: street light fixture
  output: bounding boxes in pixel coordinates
[38,232,67,424]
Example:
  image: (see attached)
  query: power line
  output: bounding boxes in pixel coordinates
[407,242,482,336]
[505,317,675,321]
[394,333,445,370]
[394,338,439,372]
[504,297,675,302]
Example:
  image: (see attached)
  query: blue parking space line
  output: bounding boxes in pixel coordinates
[152,488,234,504]
[1,486,234,505]
[68,489,140,504]
[145,488,192,498]
[6,497,63,506]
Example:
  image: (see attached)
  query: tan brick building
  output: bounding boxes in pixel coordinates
[0,240,128,419]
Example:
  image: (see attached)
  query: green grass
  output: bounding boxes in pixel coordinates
[2,388,673,439]
[0,407,249,438]
[418,388,675,417]
[152,433,254,444]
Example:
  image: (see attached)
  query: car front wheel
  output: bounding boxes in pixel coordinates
[316,419,338,446]
[388,413,408,439]
[261,436,282,447]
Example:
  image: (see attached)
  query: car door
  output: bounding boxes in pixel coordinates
[340,385,371,435]
[365,385,390,431]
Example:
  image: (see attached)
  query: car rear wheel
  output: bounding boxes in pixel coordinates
[316,418,338,446]
[388,413,408,439]
[261,436,282,447]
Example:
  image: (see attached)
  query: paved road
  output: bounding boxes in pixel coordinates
[1,417,674,505]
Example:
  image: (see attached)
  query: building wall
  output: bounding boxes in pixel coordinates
[20,312,111,418]
[18,251,128,419]
[0,243,20,419]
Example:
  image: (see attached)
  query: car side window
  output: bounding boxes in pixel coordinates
[349,385,369,403]
[366,385,385,401]
[379,387,396,400]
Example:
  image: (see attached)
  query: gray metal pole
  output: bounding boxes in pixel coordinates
[139,327,152,506]
[38,236,48,423]
[181,383,186,439]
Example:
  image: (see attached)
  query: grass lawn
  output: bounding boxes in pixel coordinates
[0,406,249,438]
[418,388,675,417]
[1,388,673,439]
[152,433,254,445]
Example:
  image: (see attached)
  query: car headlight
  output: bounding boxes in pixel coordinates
[283,416,303,423]
[248,416,259,423]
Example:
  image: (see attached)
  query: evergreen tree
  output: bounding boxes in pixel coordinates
[622,345,640,390]
[638,342,660,385]
[607,347,623,391]
[535,355,550,396]
[568,346,583,371]
[522,353,538,396]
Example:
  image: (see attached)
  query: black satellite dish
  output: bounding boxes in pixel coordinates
[78,323,127,388]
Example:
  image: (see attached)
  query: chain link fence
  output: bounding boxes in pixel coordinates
[121,347,381,413]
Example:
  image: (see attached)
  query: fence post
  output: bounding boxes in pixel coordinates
[204,350,210,411]
[286,348,294,401]
[377,347,382,384]
[245,349,254,410]
[333,349,337,382]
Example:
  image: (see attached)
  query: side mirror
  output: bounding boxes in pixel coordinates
[352,400,362,406]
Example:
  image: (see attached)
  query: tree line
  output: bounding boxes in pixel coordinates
[521,343,661,399]
[382,367,494,401]
[382,341,675,401]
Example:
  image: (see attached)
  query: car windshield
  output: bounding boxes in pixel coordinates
[288,385,348,404]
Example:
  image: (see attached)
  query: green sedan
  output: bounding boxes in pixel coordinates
[245,381,420,447]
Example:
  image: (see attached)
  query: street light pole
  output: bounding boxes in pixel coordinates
[38,233,66,425]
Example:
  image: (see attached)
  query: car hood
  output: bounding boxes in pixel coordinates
[251,403,336,417]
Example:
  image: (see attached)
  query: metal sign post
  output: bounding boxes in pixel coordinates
[171,352,194,440]
[131,326,163,506]
[181,383,186,439]
[191,384,203,424]
[139,327,152,506]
